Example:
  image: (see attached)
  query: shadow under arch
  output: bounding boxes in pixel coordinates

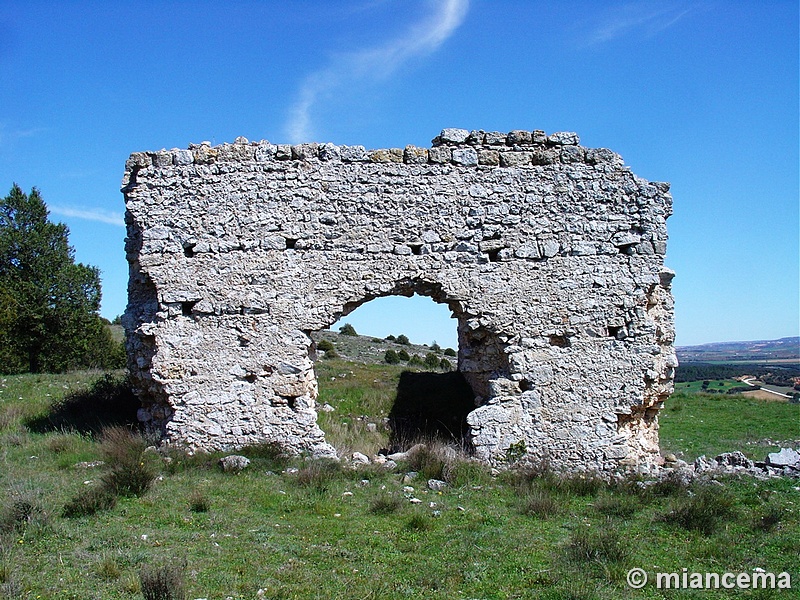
[316,276,512,454]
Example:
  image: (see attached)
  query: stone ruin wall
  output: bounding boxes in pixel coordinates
[121,127,677,472]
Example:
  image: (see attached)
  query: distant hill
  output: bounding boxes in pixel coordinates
[311,330,455,365]
[676,337,799,363]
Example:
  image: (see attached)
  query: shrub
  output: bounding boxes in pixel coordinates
[662,485,736,534]
[423,352,440,369]
[316,339,338,358]
[396,334,410,345]
[99,427,156,497]
[593,493,638,518]
[753,503,785,532]
[505,440,527,464]
[439,358,452,371]
[294,459,342,491]
[384,335,396,342]
[520,489,561,518]
[188,489,210,513]
[0,487,45,533]
[404,514,430,531]
[62,485,117,518]
[405,444,449,481]
[554,474,603,497]
[397,349,410,362]
[408,354,424,366]
[96,554,122,581]
[339,323,357,336]
[139,561,187,600]
[443,348,457,357]
[369,495,403,515]
[566,529,628,564]
[430,341,441,353]
[384,349,400,364]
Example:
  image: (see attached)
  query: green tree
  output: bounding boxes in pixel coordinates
[396,334,410,345]
[439,358,453,371]
[339,323,357,336]
[444,347,457,357]
[0,184,122,373]
[424,352,440,369]
[397,349,410,362]
[430,341,441,353]
[384,349,400,364]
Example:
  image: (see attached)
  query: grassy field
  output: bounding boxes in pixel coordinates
[674,379,748,394]
[0,369,799,599]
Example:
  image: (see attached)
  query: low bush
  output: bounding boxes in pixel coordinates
[188,489,210,513]
[566,529,628,564]
[294,459,343,491]
[62,485,117,518]
[99,427,156,497]
[753,502,785,532]
[662,484,736,534]
[593,493,639,518]
[520,488,561,518]
[369,495,403,515]
[139,560,187,600]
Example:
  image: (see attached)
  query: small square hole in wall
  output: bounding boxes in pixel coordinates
[181,300,198,316]
[608,326,623,339]
[549,334,570,348]
[409,244,422,255]
[285,238,297,249]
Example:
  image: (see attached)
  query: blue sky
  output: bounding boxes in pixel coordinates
[0,0,797,348]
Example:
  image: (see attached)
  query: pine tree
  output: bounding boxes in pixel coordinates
[0,184,123,373]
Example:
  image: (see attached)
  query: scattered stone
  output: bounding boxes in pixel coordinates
[403,486,415,494]
[365,423,377,433]
[219,455,250,473]
[715,451,754,469]
[402,471,418,483]
[318,403,335,413]
[427,479,447,492]
[352,452,370,465]
[766,448,800,468]
[382,460,397,471]
[408,498,422,504]
[74,460,105,469]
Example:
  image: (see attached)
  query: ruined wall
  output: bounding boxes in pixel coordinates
[122,127,676,471]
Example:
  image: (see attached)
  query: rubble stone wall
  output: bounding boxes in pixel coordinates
[122,127,676,471]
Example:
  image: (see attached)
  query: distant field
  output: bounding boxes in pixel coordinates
[674,379,746,393]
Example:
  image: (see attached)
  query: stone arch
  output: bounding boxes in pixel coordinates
[121,128,676,471]
[309,277,512,452]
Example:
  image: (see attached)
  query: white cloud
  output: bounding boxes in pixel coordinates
[48,205,125,227]
[285,0,469,143]
[586,3,692,46]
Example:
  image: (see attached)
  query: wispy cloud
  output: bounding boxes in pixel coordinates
[285,0,469,142]
[586,3,692,46]
[0,124,46,151]
[48,205,125,227]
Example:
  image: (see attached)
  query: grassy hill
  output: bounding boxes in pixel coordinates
[0,364,798,598]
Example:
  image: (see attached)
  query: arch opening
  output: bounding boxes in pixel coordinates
[308,281,510,458]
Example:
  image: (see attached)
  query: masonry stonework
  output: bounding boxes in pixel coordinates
[122,128,677,471]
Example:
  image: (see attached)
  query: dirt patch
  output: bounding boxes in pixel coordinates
[741,390,790,402]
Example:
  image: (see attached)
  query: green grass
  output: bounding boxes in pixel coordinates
[660,390,800,460]
[674,379,749,393]
[0,370,798,598]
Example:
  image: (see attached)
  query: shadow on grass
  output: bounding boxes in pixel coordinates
[388,370,475,450]
[25,373,140,436]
